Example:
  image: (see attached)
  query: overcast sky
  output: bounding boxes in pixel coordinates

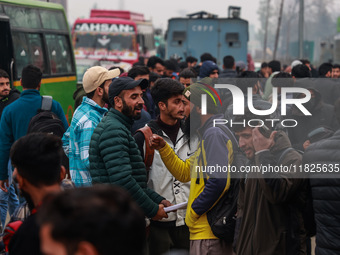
[67,0,260,32]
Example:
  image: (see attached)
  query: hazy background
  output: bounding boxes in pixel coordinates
[46,0,340,64]
[67,0,260,31]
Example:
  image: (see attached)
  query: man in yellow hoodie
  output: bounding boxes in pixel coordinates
[150,78,234,255]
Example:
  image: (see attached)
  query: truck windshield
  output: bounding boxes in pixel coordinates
[74,32,137,59]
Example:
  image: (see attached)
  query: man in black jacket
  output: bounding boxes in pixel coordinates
[7,133,65,254]
[303,98,340,255]
[0,69,20,118]
[219,55,237,78]
[287,87,339,150]
[0,69,20,230]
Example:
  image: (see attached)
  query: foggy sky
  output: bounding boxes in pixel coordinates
[67,0,260,31]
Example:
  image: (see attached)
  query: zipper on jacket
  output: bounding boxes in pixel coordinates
[251,181,259,255]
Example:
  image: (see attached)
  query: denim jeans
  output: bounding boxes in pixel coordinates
[0,160,19,228]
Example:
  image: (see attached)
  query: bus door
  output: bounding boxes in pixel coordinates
[0,14,14,83]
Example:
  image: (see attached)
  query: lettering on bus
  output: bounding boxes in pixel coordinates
[192,25,214,32]
[75,23,135,33]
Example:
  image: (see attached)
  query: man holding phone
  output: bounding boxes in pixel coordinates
[232,110,307,255]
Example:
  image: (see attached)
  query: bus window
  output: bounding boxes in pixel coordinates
[40,9,67,30]
[12,32,29,76]
[27,34,46,73]
[3,5,41,29]
[45,34,74,74]
[0,17,14,77]
[12,32,47,75]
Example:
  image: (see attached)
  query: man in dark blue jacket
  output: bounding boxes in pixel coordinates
[303,98,340,255]
[0,65,68,193]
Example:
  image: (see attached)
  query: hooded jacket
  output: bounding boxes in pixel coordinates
[303,130,340,255]
[236,131,307,255]
[199,60,219,78]
[158,114,233,240]
[287,88,339,150]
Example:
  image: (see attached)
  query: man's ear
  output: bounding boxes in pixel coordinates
[114,96,122,108]
[60,165,66,181]
[75,241,99,255]
[96,86,104,97]
[37,81,41,90]
[16,171,25,190]
[158,101,166,111]
[195,105,201,114]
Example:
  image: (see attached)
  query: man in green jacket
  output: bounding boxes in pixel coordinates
[89,77,168,220]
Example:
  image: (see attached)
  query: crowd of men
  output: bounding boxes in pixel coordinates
[0,52,340,255]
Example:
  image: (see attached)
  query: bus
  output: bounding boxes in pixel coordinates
[72,10,156,79]
[0,0,77,124]
[166,7,248,67]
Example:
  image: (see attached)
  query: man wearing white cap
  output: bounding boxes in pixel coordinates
[62,66,120,187]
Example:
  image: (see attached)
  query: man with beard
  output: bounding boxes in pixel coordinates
[62,66,120,187]
[134,78,198,255]
[7,133,66,254]
[0,69,20,230]
[89,76,168,220]
[0,69,20,118]
[232,111,307,255]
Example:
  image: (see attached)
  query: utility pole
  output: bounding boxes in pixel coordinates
[285,10,292,61]
[298,0,304,58]
[263,0,271,61]
[273,0,285,59]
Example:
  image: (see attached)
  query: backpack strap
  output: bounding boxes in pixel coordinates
[201,124,239,185]
[41,96,53,111]
[277,147,294,165]
[215,124,239,152]
[135,126,154,170]
[3,220,23,252]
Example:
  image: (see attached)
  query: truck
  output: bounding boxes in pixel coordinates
[166,7,248,67]
[72,10,156,80]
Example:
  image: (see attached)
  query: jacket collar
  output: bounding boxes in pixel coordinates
[197,113,224,138]
[20,89,40,97]
[82,97,108,114]
[109,108,134,128]
[148,118,187,146]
